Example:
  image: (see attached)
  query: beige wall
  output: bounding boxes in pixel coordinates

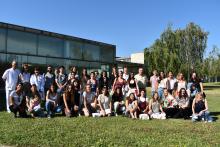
[131,52,144,64]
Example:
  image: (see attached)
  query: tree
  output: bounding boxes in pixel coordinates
[144,22,208,80]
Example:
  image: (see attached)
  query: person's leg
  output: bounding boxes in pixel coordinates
[5,89,13,112]
[45,101,53,117]
[204,111,213,122]
[114,102,119,115]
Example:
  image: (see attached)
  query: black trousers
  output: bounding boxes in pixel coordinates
[9,105,27,117]
[163,108,179,118]
[173,108,191,119]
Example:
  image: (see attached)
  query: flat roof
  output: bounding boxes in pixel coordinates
[0,22,116,48]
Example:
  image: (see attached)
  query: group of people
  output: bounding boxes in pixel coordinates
[1,60,213,122]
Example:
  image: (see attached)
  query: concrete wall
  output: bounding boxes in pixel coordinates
[131,52,144,64]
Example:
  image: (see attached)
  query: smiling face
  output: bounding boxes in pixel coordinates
[86,84,91,93]
[164,89,168,97]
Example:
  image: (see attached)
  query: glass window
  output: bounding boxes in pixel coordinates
[46,57,64,67]
[27,56,46,65]
[64,40,82,59]
[100,46,115,62]
[7,29,37,54]
[38,35,64,57]
[0,28,6,52]
[83,43,100,61]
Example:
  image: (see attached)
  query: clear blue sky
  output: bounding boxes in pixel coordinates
[0,0,219,57]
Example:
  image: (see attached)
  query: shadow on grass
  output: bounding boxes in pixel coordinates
[210,112,220,121]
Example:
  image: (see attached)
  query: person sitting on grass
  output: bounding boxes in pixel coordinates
[45,84,62,118]
[174,88,190,119]
[26,84,44,118]
[9,83,27,118]
[98,87,112,117]
[125,93,138,119]
[111,87,125,116]
[148,92,166,119]
[82,84,97,117]
[192,92,213,123]
[162,88,178,118]
[137,90,149,115]
[63,84,78,117]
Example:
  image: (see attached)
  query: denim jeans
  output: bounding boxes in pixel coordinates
[45,101,62,115]
[192,111,213,122]
[158,87,164,99]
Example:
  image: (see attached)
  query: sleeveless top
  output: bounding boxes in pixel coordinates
[88,79,97,92]
[195,99,205,113]
[115,79,125,90]
[152,101,160,113]
[129,79,136,89]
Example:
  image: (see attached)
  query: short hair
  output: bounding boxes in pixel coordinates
[59,66,65,69]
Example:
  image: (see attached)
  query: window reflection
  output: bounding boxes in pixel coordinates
[7,30,37,54]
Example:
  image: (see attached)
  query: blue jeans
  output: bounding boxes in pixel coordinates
[45,101,62,115]
[192,111,213,122]
[158,87,164,99]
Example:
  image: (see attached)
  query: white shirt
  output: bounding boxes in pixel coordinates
[10,90,23,106]
[166,78,177,90]
[123,73,129,81]
[30,74,45,92]
[2,68,20,90]
[20,72,31,83]
[98,94,112,109]
[158,78,167,88]
[134,74,147,89]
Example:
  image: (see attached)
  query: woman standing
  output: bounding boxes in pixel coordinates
[87,72,98,93]
[157,72,167,99]
[112,71,126,94]
[127,72,139,97]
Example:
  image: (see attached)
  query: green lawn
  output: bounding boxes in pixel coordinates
[0,83,220,147]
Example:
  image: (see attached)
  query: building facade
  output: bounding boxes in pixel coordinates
[0,22,116,72]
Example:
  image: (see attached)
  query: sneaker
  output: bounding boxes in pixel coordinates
[47,115,51,119]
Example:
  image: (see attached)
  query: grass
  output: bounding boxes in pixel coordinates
[0,83,220,147]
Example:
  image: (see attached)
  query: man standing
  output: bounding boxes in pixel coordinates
[2,60,20,112]
[123,67,129,82]
[134,67,148,93]
[44,65,55,93]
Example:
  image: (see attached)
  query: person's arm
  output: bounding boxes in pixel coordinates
[98,96,104,111]
[148,100,152,113]
[204,99,208,112]
[63,93,70,112]
[2,70,9,81]
[192,99,196,114]
[9,95,14,106]
[83,93,88,109]
[112,78,117,91]
[125,99,129,111]
[93,95,97,108]
[160,104,164,113]
[109,100,112,112]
